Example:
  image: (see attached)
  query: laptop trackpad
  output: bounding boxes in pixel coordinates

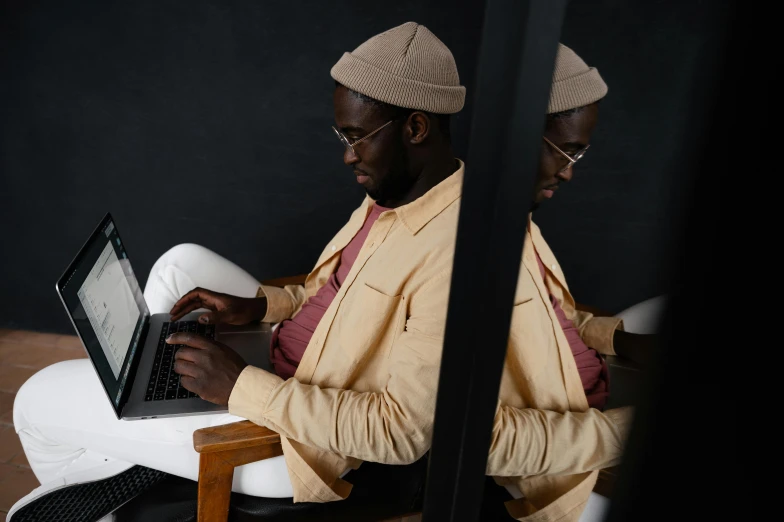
[217,323,273,373]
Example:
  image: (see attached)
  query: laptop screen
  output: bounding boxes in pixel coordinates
[56,214,150,414]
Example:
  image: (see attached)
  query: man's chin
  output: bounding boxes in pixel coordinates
[365,187,381,201]
[530,194,544,212]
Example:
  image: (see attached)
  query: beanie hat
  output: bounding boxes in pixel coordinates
[330,22,465,114]
[548,43,608,114]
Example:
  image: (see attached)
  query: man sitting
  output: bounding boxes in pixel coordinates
[485,43,645,521]
[11,23,641,522]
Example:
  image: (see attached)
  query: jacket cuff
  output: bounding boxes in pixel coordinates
[228,365,284,422]
[256,285,294,324]
[583,316,624,356]
[604,406,635,444]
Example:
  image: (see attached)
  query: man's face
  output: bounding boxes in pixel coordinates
[532,103,599,209]
[333,85,414,204]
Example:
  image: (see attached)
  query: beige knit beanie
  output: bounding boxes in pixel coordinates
[548,43,608,114]
[330,22,465,114]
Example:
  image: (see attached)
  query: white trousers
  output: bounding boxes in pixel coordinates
[13,244,294,498]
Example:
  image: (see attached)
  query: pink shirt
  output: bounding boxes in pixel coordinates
[270,204,390,379]
[535,252,609,410]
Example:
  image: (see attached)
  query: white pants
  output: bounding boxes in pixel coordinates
[13,244,294,498]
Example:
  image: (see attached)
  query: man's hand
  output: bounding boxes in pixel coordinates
[169,287,267,325]
[169,333,248,406]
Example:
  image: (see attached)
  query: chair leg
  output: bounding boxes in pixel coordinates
[197,453,235,522]
[195,442,284,522]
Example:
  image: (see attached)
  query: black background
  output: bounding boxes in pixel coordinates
[0,0,727,333]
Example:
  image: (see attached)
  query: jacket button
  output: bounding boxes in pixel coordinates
[331,245,336,251]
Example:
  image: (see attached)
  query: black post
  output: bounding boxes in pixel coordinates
[422,1,569,521]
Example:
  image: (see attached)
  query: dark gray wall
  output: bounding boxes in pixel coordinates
[0,0,727,333]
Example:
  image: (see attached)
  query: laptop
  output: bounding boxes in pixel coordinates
[55,213,270,420]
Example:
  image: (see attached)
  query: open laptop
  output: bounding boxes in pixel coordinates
[55,213,270,420]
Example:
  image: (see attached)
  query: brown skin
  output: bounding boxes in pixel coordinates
[168,85,458,406]
[533,103,599,207]
[535,102,656,365]
[169,288,267,325]
[167,332,249,405]
[333,84,456,207]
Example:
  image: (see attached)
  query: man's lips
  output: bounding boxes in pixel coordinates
[541,184,558,199]
[354,171,370,184]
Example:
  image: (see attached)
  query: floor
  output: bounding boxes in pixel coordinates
[0,329,87,521]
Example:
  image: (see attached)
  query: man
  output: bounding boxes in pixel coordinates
[11,23,636,522]
[484,44,645,521]
[10,21,465,520]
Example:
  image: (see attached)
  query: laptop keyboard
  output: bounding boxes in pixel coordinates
[144,321,215,402]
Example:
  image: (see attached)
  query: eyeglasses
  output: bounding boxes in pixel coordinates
[542,136,590,174]
[332,120,395,156]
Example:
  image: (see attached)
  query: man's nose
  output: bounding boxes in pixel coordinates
[557,165,573,182]
[343,147,360,166]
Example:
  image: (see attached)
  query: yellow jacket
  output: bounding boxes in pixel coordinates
[228,160,632,520]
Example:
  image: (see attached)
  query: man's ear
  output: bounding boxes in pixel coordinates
[405,112,431,145]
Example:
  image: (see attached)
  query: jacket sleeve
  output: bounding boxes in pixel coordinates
[486,405,633,477]
[231,272,451,464]
[570,310,624,356]
[256,284,308,323]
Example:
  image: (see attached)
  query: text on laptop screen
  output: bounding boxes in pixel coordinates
[77,241,141,378]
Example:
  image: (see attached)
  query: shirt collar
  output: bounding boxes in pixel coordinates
[378,159,464,235]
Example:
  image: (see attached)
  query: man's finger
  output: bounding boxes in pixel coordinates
[173,346,210,365]
[169,290,204,316]
[197,312,222,325]
[173,359,202,378]
[167,333,217,351]
[179,375,200,395]
[170,288,220,317]
[169,303,205,323]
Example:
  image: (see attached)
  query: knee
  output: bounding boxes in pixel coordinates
[148,243,210,280]
[154,243,209,268]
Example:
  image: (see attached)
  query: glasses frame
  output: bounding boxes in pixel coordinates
[332,120,395,156]
[542,136,590,174]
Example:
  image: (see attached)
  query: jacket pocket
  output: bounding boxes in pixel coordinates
[338,282,404,363]
[507,298,551,378]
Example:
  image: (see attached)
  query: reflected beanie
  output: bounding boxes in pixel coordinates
[548,43,608,114]
[330,22,465,114]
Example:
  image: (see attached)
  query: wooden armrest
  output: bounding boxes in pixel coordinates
[193,421,283,522]
[194,420,281,453]
[260,274,307,288]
